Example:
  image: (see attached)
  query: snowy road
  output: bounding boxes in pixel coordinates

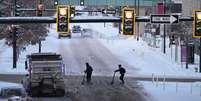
[33,76,147,101]
[59,33,137,76]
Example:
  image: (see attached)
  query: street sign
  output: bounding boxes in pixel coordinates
[151,14,179,24]
[102,9,116,14]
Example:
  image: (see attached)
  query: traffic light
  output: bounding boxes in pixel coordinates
[193,10,201,38]
[122,7,135,35]
[70,6,76,16]
[54,0,58,6]
[80,0,84,6]
[37,4,44,16]
[56,5,70,33]
[15,5,21,16]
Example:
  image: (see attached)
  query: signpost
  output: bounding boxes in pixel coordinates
[102,9,116,14]
[151,14,179,24]
[181,45,187,63]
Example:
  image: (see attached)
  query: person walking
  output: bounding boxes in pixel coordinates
[114,64,126,84]
[85,62,93,83]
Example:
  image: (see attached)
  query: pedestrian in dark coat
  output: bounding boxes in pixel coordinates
[85,62,93,83]
[114,64,126,84]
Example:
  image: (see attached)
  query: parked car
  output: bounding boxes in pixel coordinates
[0,86,32,101]
[72,25,82,33]
[0,86,26,98]
[8,96,33,101]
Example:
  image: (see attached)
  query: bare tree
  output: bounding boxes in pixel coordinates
[0,0,55,58]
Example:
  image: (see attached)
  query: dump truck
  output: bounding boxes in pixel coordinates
[23,53,65,97]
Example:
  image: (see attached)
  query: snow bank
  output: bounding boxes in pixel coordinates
[140,81,201,101]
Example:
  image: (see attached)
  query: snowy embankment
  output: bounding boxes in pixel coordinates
[140,81,201,101]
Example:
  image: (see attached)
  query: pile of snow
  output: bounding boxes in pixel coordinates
[141,81,201,101]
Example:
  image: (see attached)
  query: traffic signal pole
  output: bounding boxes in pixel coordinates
[12,26,17,68]
[200,38,201,72]
[163,0,166,54]
[137,0,139,41]
[39,40,41,53]
[13,0,17,68]
[37,0,43,53]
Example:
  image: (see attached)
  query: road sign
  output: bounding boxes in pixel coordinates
[102,9,116,14]
[151,14,179,24]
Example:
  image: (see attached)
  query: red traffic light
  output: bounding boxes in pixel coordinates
[37,4,44,11]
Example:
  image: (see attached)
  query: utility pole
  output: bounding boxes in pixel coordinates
[200,38,201,72]
[134,0,136,38]
[12,26,17,68]
[186,34,189,69]
[37,0,43,53]
[13,0,17,68]
[163,0,166,54]
[119,6,121,34]
[137,0,139,41]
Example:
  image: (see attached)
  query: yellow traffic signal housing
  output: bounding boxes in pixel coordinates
[56,5,70,33]
[193,10,201,38]
[122,7,136,35]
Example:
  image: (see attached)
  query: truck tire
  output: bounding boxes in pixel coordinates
[30,88,40,97]
[55,89,65,97]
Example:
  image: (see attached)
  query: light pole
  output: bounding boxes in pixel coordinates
[137,0,139,41]
[12,0,17,68]
[163,0,166,54]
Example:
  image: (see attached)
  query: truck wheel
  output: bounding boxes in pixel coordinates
[55,89,65,97]
[30,89,39,97]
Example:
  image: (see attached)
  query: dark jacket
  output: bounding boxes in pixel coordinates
[115,67,126,74]
[85,64,93,74]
